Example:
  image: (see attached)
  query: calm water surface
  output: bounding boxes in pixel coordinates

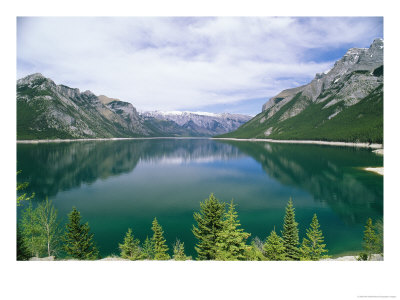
[17,139,383,258]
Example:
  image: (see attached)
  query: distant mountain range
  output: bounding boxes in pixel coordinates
[17,39,383,142]
[140,111,251,136]
[16,74,251,139]
[219,39,383,143]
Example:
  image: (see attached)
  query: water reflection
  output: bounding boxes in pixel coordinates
[17,139,243,199]
[222,141,383,224]
[17,138,384,256]
[17,139,383,225]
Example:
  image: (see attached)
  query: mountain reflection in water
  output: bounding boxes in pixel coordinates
[221,141,383,225]
[17,138,383,256]
[17,139,243,199]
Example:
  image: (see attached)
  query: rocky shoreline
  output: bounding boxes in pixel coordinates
[373,149,384,155]
[363,167,384,176]
[321,254,383,261]
[18,137,384,149]
[16,137,209,143]
[362,149,384,175]
[213,137,383,149]
[29,254,383,261]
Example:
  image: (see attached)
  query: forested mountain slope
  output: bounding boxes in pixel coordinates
[219,39,383,143]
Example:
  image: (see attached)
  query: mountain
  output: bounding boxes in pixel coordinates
[219,39,383,143]
[17,74,250,139]
[141,111,251,137]
[17,73,151,139]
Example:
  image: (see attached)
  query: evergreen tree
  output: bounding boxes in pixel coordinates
[142,236,155,260]
[20,201,44,257]
[151,218,170,260]
[263,229,286,261]
[215,201,250,261]
[173,239,190,261]
[36,198,61,257]
[300,214,329,260]
[63,207,99,260]
[281,198,300,260]
[17,225,31,261]
[192,193,225,260]
[119,228,142,260]
[362,218,378,260]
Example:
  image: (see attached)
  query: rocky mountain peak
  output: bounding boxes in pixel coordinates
[55,85,80,97]
[371,38,384,49]
[17,73,50,86]
[261,38,383,120]
[355,38,384,70]
[82,90,95,96]
[19,72,44,81]
[141,110,252,136]
[224,38,383,143]
[333,47,366,71]
[17,73,251,139]
[17,73,154,139]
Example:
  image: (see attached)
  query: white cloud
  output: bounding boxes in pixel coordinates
[17,17,382,113]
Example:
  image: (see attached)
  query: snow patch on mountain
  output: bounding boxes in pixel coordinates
[141,110,252,136]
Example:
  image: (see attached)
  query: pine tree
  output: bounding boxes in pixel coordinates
[362,218,378,260]
[173,239,190,261]
[63,207,99,260]
[17,225,31,261]
[192,193,225,260]
[281,198,300,260]
[151,218,170,260]
[300,214,329,260]
[36,198,61,257]
[215,200,250,261]
[119,228,142,260]
[142,236,155,260]
[263,229,286,261]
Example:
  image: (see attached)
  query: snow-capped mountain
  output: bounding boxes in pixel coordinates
[141,111,252,136]
[16,73,251,139]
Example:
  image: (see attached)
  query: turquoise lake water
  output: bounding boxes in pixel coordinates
[17,138,383,258]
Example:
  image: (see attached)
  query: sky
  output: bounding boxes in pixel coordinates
[17,17,383,116]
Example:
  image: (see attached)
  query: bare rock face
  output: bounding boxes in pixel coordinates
[106,100,151,135]
[17,74,150,139]
[262,85,305,117]
[17,74,250,139]
[141,111,251,136]
[29,256,55,261]
[225,38,383,143]
[98,94,148,133]
[261,39,384,118]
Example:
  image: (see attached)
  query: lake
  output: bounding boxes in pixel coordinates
[16,138,383,258]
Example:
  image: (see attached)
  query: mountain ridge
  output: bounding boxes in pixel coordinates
[219,38,383,144]
[141,110,251,136]
[16,74,250,139]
